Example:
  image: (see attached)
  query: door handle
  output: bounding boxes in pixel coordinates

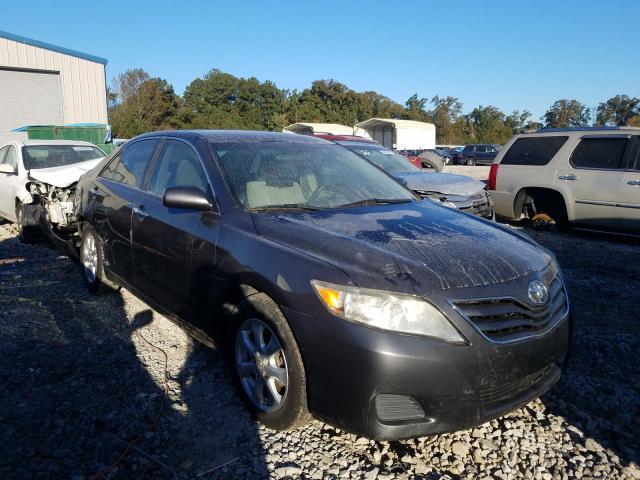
[627,179,640,186]
[133,206,149,220]
[558,174,578,181]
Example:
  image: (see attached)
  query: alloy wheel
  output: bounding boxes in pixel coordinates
[235,318,288,412]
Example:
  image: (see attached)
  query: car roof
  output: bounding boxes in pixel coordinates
[134,129,331,144]
[11,139,98,147]
[535,126,640,133]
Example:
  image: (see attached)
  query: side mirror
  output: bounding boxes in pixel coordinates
[0,164,16,175]
[163,186,213,211]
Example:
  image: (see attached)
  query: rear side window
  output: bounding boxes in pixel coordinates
[570,137,628,170]
[501,136,568,166]
[100,139,158,187]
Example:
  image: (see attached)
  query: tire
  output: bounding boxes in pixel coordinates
[79,223,119,294]
[15,202,41,244]
[230,293,311,431]
[466,157,476,166]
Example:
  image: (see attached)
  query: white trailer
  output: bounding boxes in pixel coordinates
[353,118,436,151]
[283,123,354,135]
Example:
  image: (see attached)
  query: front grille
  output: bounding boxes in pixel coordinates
[452,275,567,342]
[417,191,494,218]
[480,365,552,403]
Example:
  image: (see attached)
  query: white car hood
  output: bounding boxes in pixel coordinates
[28,158,104,188]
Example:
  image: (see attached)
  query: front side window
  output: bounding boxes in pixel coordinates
[570,137,628,170]
[0,146,9,165]
[339,143,419,174]
[148,140,209,195]
[501,136,568,166]
[213,142,415,210]
[22,144,104,169]
[100,139,157,188]
[476,146,487,153]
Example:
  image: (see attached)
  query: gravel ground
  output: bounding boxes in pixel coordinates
[1,199,639,479]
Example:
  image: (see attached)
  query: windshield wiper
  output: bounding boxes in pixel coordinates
[333,198,413,209]
[248,203,323,212]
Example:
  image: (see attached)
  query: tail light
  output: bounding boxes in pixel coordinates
[488,164,499,190]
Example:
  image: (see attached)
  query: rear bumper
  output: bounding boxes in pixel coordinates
[489,190,517,219]
[283,303,570,440]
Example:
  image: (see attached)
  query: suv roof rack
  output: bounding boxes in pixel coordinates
[535,126,640,133]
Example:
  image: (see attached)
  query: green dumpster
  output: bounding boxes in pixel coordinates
[21,124,114,154]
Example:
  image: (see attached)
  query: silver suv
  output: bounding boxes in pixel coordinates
[488,127,640,232]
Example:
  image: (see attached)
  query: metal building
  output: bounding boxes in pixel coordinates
[0,31,108,144]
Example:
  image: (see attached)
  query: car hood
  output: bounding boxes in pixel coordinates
[393,171,485,196]
[28,158,104,188]
[252,200,551,297]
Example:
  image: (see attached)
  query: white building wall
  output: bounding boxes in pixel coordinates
[0,37,107,125]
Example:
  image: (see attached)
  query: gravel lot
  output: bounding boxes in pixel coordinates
[1,168,639,479]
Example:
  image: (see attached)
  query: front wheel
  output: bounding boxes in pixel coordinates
[80,224,119,294]
[231,293,310,430]
[15,203,41,244]
[466,157,476,166]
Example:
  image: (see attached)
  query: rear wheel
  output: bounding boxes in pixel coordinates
[80,224,119,294]
[231,293,310,430]
[15,203,41,244]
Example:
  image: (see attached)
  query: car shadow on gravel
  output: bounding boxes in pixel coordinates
[0,229,268,479]
[527,228,640,469]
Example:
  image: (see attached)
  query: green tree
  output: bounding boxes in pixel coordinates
[542,99,591,128]
[110,77,180,137]
[464,105,513,144]
[430,96,463,144]
[596,94,640,126]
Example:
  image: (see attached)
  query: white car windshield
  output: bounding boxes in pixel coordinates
[22,145,104,169]
[213,142,415,211]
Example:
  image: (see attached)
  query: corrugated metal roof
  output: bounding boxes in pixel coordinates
[0,30,108,65]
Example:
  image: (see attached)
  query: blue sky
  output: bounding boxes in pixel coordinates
[3,0,639,120]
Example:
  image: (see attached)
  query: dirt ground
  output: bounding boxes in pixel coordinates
[1,170,639,478]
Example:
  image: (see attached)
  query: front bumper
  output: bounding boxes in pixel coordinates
[283,278,571,440]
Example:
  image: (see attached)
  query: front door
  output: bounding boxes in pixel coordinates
[132,139,219,319]
[0,145,18,220]
[556,135,629,228]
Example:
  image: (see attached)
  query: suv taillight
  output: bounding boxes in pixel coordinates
[488,164,499,190]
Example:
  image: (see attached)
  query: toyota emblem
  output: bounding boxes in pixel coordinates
[528,280,549,305]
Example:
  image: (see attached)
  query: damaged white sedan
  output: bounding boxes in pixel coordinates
[0,140,105,244]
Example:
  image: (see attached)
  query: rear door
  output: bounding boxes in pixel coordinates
[556,135,629,227]
[132,138,219,319]
[620,135,640,229]
[91,139,160,285]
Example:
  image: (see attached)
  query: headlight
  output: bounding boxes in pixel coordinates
[440,199,457,209]
[311,280,466,343]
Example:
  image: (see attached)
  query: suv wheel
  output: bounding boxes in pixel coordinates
[80,224,119,294]
[15,202,41,244]
[231,293,310,430]
[466,157,476,166]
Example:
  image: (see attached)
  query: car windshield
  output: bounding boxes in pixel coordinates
[213,141,415,211]
[339,143,420,174]
[22,144,104,169]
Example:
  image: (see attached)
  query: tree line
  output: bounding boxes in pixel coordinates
[108,68,640,144]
